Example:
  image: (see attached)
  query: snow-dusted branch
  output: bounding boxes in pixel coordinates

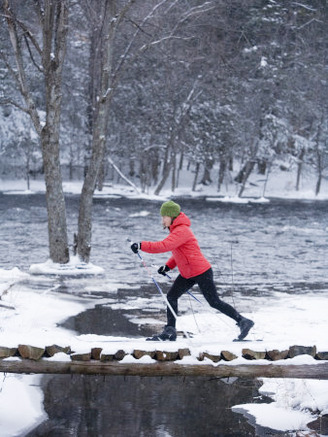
[0,96,29,113]
[2,1,42,134]
[297,18,323,30]
[140,1,214,53]
[112,0,170,82]
[107,156,140,193]
[291,2,317,12]
[140,35,194,52]
[112,0,213,90]
[163,1,214,41]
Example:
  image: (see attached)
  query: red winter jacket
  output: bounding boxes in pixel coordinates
[141,212,211,279]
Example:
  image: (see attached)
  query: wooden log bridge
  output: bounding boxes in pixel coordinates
[1,344,328,379]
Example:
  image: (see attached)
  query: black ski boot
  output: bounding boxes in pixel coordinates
[235,317,254,341]
[146,325,177,341]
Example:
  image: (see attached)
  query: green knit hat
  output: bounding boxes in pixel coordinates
[160,200,181,217]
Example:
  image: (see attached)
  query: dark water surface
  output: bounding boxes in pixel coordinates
[26,375,266,437]
[1,193,327,287]
[1,192,327,436]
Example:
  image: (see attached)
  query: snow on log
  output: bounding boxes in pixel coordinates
[0,343,328,378]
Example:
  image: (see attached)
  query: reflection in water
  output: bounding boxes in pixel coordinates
[26,375,262,437]
[61,305,155,337]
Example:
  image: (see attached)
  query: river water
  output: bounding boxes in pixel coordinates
[1,193,327,436]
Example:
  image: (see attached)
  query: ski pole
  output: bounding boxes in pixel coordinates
[129,242,190,339]
[150,263,202,304]
[162,271,203,305]
[135,251,179,322]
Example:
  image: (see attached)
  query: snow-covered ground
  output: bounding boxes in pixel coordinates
[1,265,328,436]
[0,157,327,201]
[0,172,327,436]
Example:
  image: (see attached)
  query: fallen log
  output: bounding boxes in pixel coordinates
[1,359,328,379]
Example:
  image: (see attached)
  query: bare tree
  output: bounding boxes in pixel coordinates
[76,0,136,262]
[76,0,214,261]
[1,0,69,263]
[313,112,328,196]
[154,83,201,196]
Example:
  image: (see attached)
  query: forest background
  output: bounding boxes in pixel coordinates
[0,0,327,264]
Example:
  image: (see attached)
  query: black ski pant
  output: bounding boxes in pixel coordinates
[166,268,241,328]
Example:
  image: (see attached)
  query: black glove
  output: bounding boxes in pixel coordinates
[131,242,141,253]
[158,265,170,276]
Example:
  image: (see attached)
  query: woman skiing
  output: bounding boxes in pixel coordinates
[131,200,254,341]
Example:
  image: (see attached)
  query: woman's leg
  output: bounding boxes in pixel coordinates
[196,268,241,322]
[167,274,195,327]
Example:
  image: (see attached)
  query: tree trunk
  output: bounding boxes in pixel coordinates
[238,160,256,197]
[262,161,272,198]
[171,154,176,191]
[217,158,226,192]
[41,0,70,263]
[315,146,322,196]
[41,126,69,263]
[154,160,172,196]
[192,162,200,191]
[296,148,305,191]
[151,150,159,185]
[315,174,322,196]
[200,158,213,185]
[2,358,328,379]
[314,114,324,196]
[154,133,174,195]
[3,0,69,264]
[78,107,108,262]
[77,0,116,262]
[97,160,106,191]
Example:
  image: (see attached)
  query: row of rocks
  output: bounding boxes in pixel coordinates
[0,345,71,361]
[199,345,328,363]
[1,344,328,363]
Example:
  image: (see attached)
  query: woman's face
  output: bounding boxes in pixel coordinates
[162,215,172,229]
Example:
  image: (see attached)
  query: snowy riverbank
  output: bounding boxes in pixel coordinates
[0,176,328,436]
[0,157,327,201]
[1,264,328,434]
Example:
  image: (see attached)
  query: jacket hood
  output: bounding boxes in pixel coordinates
[170,212,190,230]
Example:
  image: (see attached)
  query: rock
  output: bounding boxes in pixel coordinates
[266,349,289,361]
[315,351,328,360]
[45,344,71,357]
[178,348,191,359]
[133,349,156,360]
[99,350,126,361]
[70,352,91,361]
[288,345,317,359]
[114,350,126,361]
[91,348,103,360]
[198,352,221,363]
[0,346,17,359]
[18,344,45,361]
[242,348,266,360]
[197,352,205,361]
[100,353,115,362]
[155,350,179,361]
[221,350,238,361]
